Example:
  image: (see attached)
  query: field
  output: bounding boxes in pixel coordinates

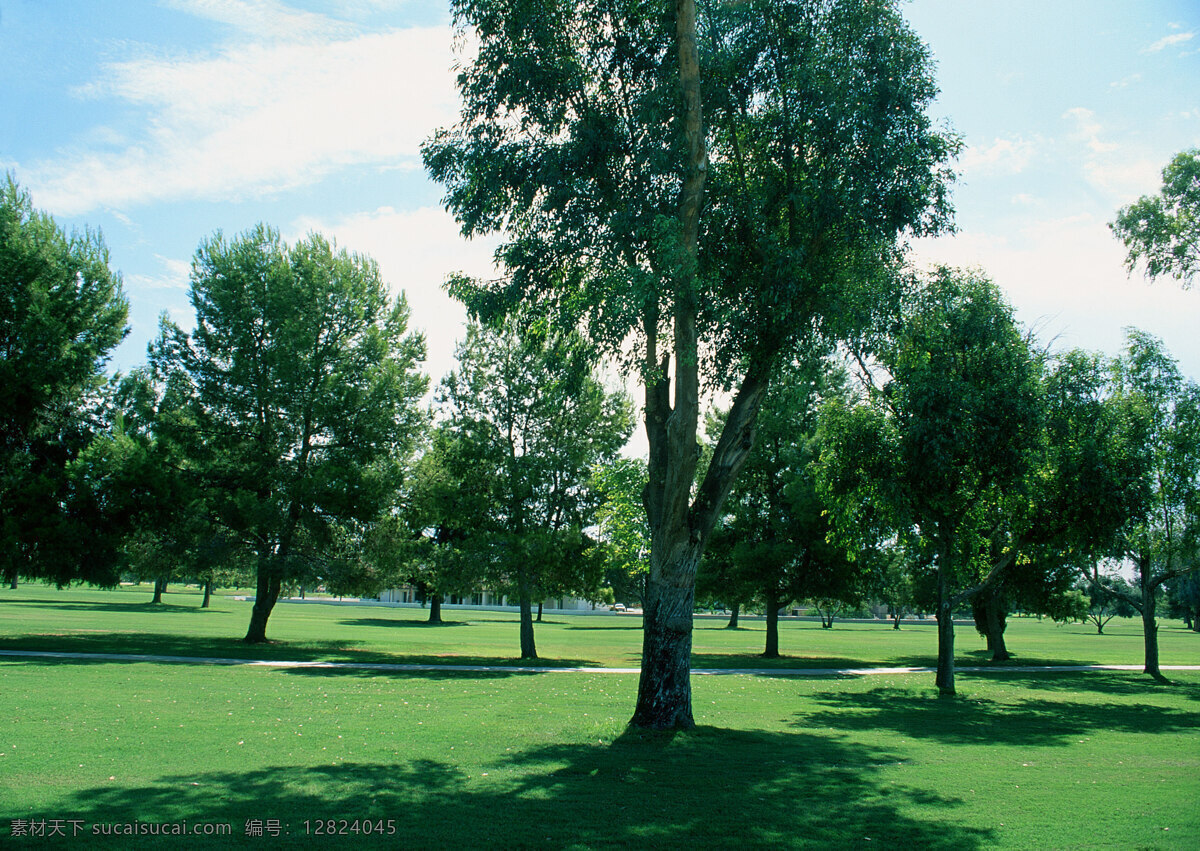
[2,584,1198,848]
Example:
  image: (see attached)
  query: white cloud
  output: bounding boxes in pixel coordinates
[161,0,351,41]
[27,25,458,216]
[289,205,502,389]
[1062,107,1117,154]
[1145,31,1195,53]
[959,137,1037,177]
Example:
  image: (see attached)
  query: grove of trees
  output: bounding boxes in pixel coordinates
[2,0,1196,730]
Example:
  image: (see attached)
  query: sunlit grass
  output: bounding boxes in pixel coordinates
[1,584,1198,848]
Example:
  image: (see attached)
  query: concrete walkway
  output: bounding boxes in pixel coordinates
[2,649,1198,676]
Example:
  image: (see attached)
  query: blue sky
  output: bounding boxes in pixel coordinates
[2,0,1197,396]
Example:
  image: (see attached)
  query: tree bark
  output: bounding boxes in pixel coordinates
[427,594,442,624]
[151,576,167,605]
[201,579,213,609]
[726,602,740,629]
[935,565,956,696]
[537,601,544,623]
[632,546,699,729]
[763,591,781,658]
[244,562,281,643]
[972,587,1011,661]
[518,594,537,659]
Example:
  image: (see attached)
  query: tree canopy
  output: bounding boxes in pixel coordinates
[151,225,428,642]
[1,176,129,588]
[426,0,958,729]
[434,316,632,658]
[1111,148,1200,288]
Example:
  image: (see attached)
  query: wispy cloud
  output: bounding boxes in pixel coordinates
[959,136,1037,177]
[1062,107,1117,154]
[23,16,457,216]
[1145,31,1195,53]
[161,0,352,41]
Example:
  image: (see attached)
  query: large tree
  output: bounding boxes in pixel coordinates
[0,177,129,589]
[818,272,1148,694]
[818,269,1045,695]
[425,0,955,729]
[1110,148,1199,288]
[151,226,428,642]
[435,317,632,658]
[1088,330,1200,679]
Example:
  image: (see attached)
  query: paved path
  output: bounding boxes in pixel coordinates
[3,649,1198,676]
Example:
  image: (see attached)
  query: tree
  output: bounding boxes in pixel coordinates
[1077,569,1138,634]
[151,225,428,642]
[0,177,129,589]
[1111,148,1200,288]
[425,0,955,729]
[435,317,632,658]
[818,269,1046,695]
[707,356,859,656]
[1087,330,1200,679]
[590,456,651,607]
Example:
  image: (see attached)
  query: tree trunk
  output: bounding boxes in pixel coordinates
[892,611,902,630]
[632,545,699,729]
[972,588,1011,661]
[518,595,537,659]
[151,575,167,605]
[1141,592,1165,681]
[427,594,442,624]
[244,560,281,643]
[201,579,213,609]
[8,575,16,590]
[726,602,740,629]
[935,566,956,696]
[536,601,544,623]
[763,592,780,658]
[1192,603,1200,632]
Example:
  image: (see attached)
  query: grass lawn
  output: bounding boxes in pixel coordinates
[2,584,1198,848]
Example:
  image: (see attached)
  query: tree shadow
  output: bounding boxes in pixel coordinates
[795,684,1200,747]
[338,618,470,629]
[0,598,219,614]
[38,728,993,849]
[971,670,1200,701]
[690,652,883,672]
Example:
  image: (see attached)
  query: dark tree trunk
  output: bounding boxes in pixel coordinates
[244,561,281,643]
[726,602,740,629]
[536,601,544,623]
[972,588,1011,661]
[518,595,537,659]
[427,594,442,624]
[762,592,781,658]
[201,579,213,609]
[8,575,16,590]
[632,546,699,729]
[935,566,956,696]
[1191,604,1200,632]
[151,575,167,605]
[892,611,902,630]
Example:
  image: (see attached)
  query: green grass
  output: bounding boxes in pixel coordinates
[2,584,1199,848]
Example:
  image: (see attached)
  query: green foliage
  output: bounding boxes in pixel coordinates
[0,176,129,587]
[434,316,633,654]
[150,225,428,640]
[1110,148,1200,287]
[590,456,651,604]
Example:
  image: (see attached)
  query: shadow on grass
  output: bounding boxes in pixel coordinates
[0,635,606,674]
[796,683,1200,747]
[973,670,1200,700]
[690,652,888,671]
[43,728,993,849]
[338,618,470,629]
[0,598,219,614]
